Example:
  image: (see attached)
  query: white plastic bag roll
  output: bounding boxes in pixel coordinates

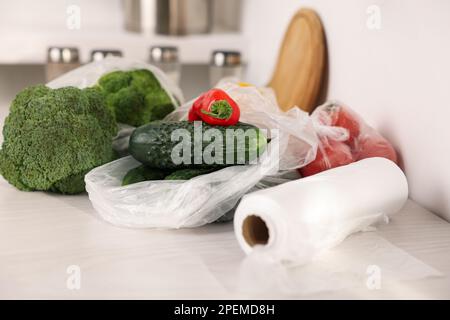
[234,157,408,264]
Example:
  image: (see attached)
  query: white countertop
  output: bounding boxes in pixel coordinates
[1,176,450,299]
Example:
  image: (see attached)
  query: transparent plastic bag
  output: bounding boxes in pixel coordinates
[237,232,441,297]
[46,56,184,157]
[300,100,398,177]
[46,56,184,105]
[85,81,318,228]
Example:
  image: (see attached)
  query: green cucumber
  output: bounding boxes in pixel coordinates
[164,168,217,180]
[129,121,266,169]
[122,165,166,186]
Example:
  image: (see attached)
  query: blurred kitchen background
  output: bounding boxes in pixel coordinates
[1,0,450,221]
[0,0,246,104]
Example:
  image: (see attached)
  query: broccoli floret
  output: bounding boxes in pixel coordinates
[97,69,175,126]
[0,85,117,194]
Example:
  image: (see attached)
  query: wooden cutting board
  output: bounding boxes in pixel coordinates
[268,8,326,113]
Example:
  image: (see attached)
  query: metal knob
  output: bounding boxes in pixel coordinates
[211,50,241,67]
[149,46,179,63]
[46,47,81,82]
[209,50,242,86]
[47,47,80,63]
[90,49,123,62]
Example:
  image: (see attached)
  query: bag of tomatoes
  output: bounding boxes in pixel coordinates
[299,101,398,177]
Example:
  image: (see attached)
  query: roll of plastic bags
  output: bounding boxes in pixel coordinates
[233,158,442,295]
[234,157,409,263]
[85,82,318,228]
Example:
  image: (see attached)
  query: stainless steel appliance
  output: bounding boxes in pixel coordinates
[123,0,241,35]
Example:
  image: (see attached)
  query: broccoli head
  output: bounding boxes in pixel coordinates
[0,85,117,194]
[97,69,175,127]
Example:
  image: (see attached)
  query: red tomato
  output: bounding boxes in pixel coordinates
[354,134,398,164]
[331,107,361,143]
[299,139,354,177]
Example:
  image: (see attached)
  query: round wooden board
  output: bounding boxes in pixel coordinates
[268,8,326,113]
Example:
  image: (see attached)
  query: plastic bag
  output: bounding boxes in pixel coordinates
[299,101,398,177]
[46,56,184,105]
[85,81,318,228]
[237,232,441,296]
[46,56,184,157]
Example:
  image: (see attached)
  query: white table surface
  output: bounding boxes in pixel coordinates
[1,173,450,299]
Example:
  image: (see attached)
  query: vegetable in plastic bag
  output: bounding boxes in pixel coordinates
[164,168,217,180]
[46,56,184,156]
[128,120,266,170]
[122,165,166,186]
[96,69,176,126]
[188,88,240,126]
[85,81,318,228]
[301,101,398,177]
[299,138,353,177]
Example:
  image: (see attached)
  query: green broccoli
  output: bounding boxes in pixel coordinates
[0,85,117,194]
[97,69,175,127]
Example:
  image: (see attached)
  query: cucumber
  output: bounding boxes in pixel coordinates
[122,165,218,185]
[164,168,217,180]
[122,165,166,186]
[129,121,266,169]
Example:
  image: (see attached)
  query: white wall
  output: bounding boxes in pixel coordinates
[242,0,450,221]
[0,0,123,31]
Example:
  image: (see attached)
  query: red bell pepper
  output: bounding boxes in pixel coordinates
[188,105,201,121]
[188,89,240,126]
